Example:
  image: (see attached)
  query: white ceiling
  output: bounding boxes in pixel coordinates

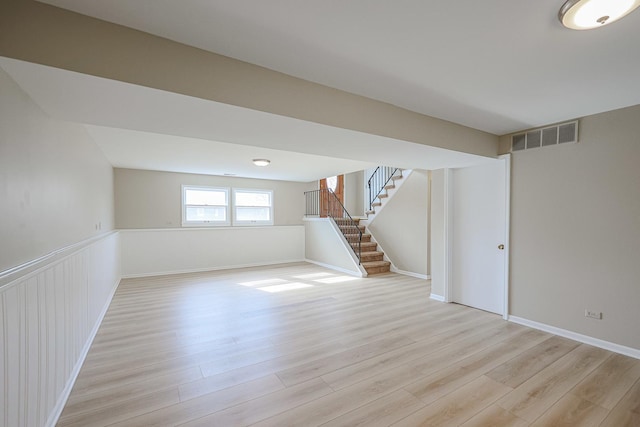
[7,1,639,182]
[35,0,640,135]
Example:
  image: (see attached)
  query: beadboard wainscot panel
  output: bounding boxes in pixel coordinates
[120,226,305,277]
[0,231,121,427]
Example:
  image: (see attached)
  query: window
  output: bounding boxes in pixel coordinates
[182,185,229,226]
[233,188,273,226]
[326,175,338,192]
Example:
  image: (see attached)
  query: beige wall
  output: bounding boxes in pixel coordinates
[114,168,309,228]
[0,0,498,159]
[368,170,430,276]
[0,67,114,272]
[344,170,365,217]
[508,104,640,350]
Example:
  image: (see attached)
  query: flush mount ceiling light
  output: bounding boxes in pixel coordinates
[559,0,640,29]
[252,158,270,167]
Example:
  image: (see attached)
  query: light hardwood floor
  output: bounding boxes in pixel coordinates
[57,263,640,426]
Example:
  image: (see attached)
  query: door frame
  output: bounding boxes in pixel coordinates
[443,154,511,319]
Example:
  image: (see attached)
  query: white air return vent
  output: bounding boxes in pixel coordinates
[511,120,578,152]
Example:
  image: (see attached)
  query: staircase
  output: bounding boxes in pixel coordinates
[366,168,404,217]
[334,218,391,275]
[304,168,406,277]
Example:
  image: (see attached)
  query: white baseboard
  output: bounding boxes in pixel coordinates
[390,266,430,280]
[47,276,121,427]
[121,259,306,279]
[508,315,640,360]
[430,293,445,302]
[304,259,364,277]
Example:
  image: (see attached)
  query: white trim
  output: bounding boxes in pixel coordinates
[304,259,365,277]
[47,276,120,427]
[443,168,453,303]
[430,293,445,302]
[121,259,305,279]
[182,185,231,227]
[500,154,511,320]
[508,316,640,360]
[0,231,118,289]
[232,187,274,226]
[390,266,430,280]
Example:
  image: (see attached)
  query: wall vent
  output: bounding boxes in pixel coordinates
[511,120,578,152]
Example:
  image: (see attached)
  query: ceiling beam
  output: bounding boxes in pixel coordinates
[0,0,498,158]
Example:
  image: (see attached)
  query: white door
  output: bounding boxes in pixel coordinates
[451,158,508,315]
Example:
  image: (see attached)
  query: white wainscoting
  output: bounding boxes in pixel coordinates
[0,232,121,427]
[120,226,305,277]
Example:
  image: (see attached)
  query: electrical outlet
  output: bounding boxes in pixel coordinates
[585,310,602,320]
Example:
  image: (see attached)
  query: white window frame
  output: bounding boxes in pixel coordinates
[232,188,274,226]
[182,185,230,227]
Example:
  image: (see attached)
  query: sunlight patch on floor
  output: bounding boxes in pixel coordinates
[293,272,334,279]
[238,278,288,287]
[258,282,314,293]
[314,276,359,284]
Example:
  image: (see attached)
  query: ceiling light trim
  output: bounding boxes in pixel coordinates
[559,0,640,30]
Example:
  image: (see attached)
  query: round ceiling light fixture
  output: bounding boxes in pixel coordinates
[252,158,271,167]
[559,0,640,29]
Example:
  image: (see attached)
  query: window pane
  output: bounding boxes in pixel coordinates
[185,206,226,222]
[236,207,271,221]
[236,191,271,207]
[185,189,226,205]
[326,176,337,192]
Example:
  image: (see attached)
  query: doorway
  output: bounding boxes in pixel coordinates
[449,157,509,316]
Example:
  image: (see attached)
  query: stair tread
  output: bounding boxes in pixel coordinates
[360,251,384,260]
[362,260,391,267]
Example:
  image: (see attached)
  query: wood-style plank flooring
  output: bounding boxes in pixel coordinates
[57,263,640,426]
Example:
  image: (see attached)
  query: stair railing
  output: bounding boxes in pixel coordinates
[304,189,362,263]
[367,166,400,211]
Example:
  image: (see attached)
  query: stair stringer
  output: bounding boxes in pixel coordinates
[361,227,398,275]
[361,169,413,225]
[327,218,368,277]
[304,217,367,277]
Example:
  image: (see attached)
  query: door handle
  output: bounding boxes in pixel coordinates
[498,244,505,250]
